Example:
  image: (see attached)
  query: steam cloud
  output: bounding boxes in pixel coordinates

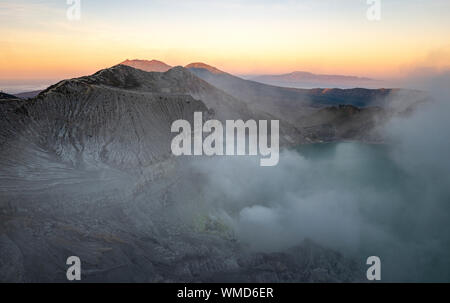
[185,71,450,282]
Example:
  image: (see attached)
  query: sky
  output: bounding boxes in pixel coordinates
[0,0,449,85]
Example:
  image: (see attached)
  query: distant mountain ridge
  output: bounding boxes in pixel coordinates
[250,71,380,89]
[255,71,373,82]
[185,62,226,74]
[120,59,172,72]
[121,58,381,89]
[185,62,395,110]
[15,90,41,99]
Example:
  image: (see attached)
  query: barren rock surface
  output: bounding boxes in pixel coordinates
[0,65,400,282]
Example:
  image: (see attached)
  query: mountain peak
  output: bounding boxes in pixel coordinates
[185,62,226,74]
[120,59,172,72]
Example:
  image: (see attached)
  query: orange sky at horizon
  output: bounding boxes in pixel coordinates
[1,0,449,82]
[2,42,449,81]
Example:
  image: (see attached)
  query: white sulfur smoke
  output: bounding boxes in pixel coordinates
[185,71,450,282]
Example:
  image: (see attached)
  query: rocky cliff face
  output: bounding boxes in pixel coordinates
[300,105,387,143]
[0,64,390,282]
[1,67,208,171]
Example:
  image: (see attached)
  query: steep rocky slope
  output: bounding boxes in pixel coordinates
[76,64,304,143]
[1,72,206,171]
[0,64,367,282]
[186,63,426,125]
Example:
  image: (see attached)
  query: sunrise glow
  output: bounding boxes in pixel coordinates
[1,0,449,82]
